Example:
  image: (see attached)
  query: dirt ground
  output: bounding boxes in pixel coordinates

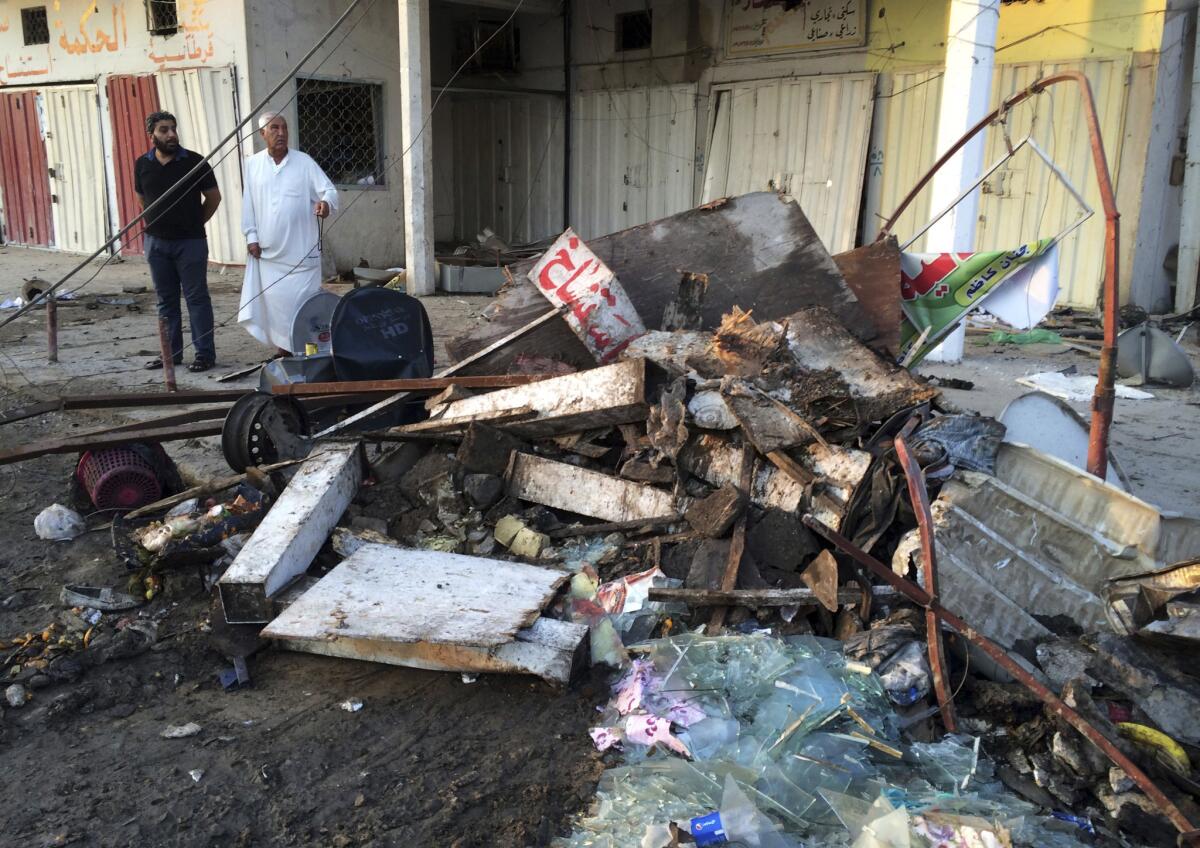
[1,245,1199,847]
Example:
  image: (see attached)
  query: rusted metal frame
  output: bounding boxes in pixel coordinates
[801,514,1199,839]
[46,298,58,363]
[708,444,756,634]
[894,435,957,733]
[876,72,1119,481]
[271,374,551,397]
[157,317,177,393]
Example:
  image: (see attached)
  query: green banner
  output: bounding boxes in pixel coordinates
[898,239,1054,365]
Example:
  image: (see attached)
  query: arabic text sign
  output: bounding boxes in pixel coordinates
[726,0,865,57]
[528,229,646,363]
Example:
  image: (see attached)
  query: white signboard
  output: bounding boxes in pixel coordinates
[726,0,866,58]
[528,229,646,363]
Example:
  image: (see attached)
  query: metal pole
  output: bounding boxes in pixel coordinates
[0,0,370,331]
[562,0,572,230]
[46,298,57,363]
[158,318,177,393]
[894,434,956,732]
[802,514,1199,841]
[876,72,1120,481]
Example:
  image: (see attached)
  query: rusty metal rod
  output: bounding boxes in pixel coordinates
[271,374,550,396]
[894,435,957,732]
[801,513,1199,839]
[46,297,58,363]
[157,317,177,393]
[877,72,1119,481]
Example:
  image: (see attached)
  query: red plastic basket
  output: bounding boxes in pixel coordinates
[76,448,162,510]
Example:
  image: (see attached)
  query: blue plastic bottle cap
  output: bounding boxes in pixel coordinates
[689,812,728,846]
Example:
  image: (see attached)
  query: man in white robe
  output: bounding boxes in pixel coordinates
[238,112,339,353]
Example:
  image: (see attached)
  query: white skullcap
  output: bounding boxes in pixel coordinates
[258,112,282,129]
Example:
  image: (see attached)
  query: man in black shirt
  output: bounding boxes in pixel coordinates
[134,111,222,371]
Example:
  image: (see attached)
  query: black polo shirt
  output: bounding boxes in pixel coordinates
[133,148,218,240]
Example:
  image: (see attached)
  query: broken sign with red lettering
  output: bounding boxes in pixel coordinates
[527,228,647,363]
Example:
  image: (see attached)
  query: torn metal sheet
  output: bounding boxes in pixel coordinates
[447,192,873,370]
[931,443,1200,655]
[263,544,583,684]
[832,238,902,356]
[999,391,1131,490]
[1103,558,1200,635]
[783,306,938,424]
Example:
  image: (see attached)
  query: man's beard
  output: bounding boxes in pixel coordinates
[153,137,179,154]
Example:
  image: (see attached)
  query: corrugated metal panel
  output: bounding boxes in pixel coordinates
[449,94,564,244]
[106,75,161,256]
[701,74,874,254]
[570,84,697,240]
[155,67,245,264]
[0,90,54,246]
[43,84,108,253]
[975,58,1130,307]
[865,69,943,249]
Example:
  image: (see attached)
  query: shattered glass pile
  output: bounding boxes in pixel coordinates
[557,633,1090,847]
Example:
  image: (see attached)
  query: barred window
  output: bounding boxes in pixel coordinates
[296,78,386,189]
[146,0,178,36]
[21,6,49,45]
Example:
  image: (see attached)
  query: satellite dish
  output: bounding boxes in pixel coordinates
[329,287,434,382]
[289,290,340,355]
[999,391,1131,490]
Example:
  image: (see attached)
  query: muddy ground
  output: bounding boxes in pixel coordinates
[2,246,1200,846]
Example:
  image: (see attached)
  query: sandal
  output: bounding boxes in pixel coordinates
[188,359,215,373]
[145,357,182,370]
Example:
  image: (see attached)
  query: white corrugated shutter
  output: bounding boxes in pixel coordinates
[43,84,108,253]
[570,84,697,240]
[154,67,245,264]
[701,73,875,254]
[448,94,564,245]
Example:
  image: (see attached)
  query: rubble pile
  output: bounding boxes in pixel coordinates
[6,193,1200,846]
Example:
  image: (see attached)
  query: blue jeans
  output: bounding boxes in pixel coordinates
[145,235,214,363]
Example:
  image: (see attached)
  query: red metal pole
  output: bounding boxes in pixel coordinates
[158,317,177,393]
[46,297,57,363]
[802,513,1199,841]
[876,73,1119,480]
[894,435,956,733]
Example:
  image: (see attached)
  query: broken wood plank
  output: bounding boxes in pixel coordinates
[684,483,746,538]
[262,543,583,684]
[0,420,223,465]
[124,457,307,519]
[648,586,902,607]
[506,452,680,524]
[661,271,709,331]
[404,357,656,440]
[393,406,537,435]
[270,615,587,686]
[424,383,475,411]
[724,382,825,454]
[547,515,681,539]
[709,445,754,633]
[272,374,547,396]
[218,444,364,624]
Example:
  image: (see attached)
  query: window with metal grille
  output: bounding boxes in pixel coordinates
[295,78,386,189]
[21,6,49,46]
[615,11,651,52]
[146,0,178,36]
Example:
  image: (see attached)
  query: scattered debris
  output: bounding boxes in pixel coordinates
[160,722,202,739]
[34,504,86,541]
[1017,370,1154,402]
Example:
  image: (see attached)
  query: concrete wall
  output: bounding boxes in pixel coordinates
[0,0,246,85]
[242,0,407,270]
